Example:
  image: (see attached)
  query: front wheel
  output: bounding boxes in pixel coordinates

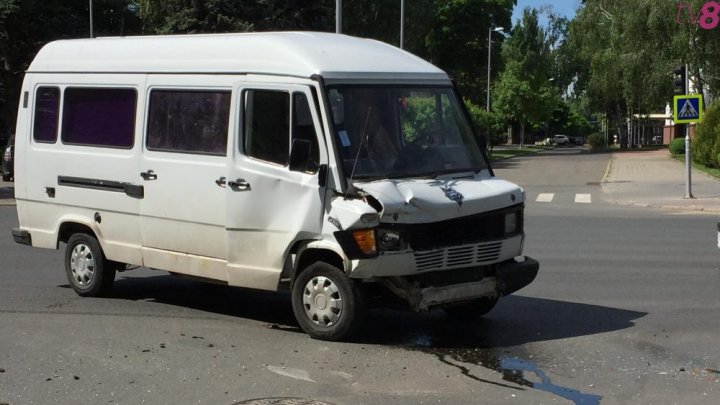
[64,233,116,297]
[291,262,365,341]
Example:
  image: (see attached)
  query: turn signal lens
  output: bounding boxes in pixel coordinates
[352,229,377,255]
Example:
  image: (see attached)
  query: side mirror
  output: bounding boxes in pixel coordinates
[289,139,318,173]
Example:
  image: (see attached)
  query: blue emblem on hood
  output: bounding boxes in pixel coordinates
[440,185,464,206]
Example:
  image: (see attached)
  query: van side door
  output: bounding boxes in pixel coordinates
[226,83,329,290]
[139,76,232,281]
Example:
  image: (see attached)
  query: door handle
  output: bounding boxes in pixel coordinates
[140,170,157,181]
[215,176,227,187]
[228,178,251,190]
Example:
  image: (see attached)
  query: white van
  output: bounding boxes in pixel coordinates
[12,32,538,340]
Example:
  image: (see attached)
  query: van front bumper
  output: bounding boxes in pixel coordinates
[416,256,539,310]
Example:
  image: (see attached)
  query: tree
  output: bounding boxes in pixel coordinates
[493,8,558,146]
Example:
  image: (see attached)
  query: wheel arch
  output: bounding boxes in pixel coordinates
[57,220,100,249]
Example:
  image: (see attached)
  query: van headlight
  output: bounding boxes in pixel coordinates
[377,229,406,251]
[505,211,520,234]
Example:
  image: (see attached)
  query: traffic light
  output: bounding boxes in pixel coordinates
[674,65,687,94]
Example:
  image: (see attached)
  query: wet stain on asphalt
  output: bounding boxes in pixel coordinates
[390,315,603,405]
[411,340,602,404]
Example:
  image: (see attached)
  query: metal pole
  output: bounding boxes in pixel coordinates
[486,27,492,112]
[400,0,405,49]
[336,0,342,34]
[685,64,694,199]
[89,0,94,38]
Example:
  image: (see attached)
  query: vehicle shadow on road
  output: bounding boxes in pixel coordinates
[107,274,645,347]
[351,295,646,348]
[109,274,301,331]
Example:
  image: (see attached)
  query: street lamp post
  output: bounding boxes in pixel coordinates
[336,0,342,34]
[89,0,94,38]
[486,27,504,112]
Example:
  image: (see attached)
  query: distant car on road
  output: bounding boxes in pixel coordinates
[2,135,13,182]
[569,136,585,146]
[553,134,570,146]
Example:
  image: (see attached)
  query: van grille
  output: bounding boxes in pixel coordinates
[414,241,503,272]
[381,204,523,251]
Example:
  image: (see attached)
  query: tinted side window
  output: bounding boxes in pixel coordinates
[33,87,60,143]
[147,90,230,156]
[61,88,136,148]
[244,90,289,165]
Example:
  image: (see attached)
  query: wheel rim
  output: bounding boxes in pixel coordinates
[70,243,96,287]
[302,276,343,327]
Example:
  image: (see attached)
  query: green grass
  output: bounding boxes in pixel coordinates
[672,153,720,179]
[489,146,548,160]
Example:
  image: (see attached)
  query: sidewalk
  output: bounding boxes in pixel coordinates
[602,149,720,213]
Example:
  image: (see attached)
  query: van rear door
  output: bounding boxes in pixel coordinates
[226,84,329,290]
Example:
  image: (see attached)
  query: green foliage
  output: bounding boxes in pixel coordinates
[587,133,605,149]
[493,8,559,144]
[692,102,720,168]
[401,97,436,142]
[464,99,506,148]
[670,138,685,155]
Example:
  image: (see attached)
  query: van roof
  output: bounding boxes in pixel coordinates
[28,31,449,83]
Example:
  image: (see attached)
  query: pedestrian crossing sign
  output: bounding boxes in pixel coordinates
[673,94,703,123]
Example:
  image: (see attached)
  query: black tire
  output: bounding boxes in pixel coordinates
[1,173,9,182]
[444,297,499,318]
[64,233,116,297]
[291,262,365,341]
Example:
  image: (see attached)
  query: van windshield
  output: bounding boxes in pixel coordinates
[326,86,488,180]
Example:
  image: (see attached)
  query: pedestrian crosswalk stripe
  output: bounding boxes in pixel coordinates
[536,193,554,202]
[575,194,592,204]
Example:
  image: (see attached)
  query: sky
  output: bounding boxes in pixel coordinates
[511,0,583,27]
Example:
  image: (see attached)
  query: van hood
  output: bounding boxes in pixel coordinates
[354,174,523,224]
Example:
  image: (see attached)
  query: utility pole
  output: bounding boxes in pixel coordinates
[486,27,504,112]
[400,0,405,49]
[89,0,94,38]
[684,64,693,199]
[336,0,342,34]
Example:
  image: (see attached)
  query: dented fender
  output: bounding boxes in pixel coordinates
[325,197,379,231]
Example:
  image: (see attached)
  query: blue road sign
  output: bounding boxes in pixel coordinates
[673,95,703,123]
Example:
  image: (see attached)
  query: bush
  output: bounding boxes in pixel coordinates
[669,138,685,155]
[587,133,605,149]
[464,99,507,148]
[692,101,720,167]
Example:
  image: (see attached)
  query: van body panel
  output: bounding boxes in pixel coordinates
[355,175,523,224]
[18,74,145,265]
[27,33,447,82]
[139,75,233,263]
[225,82,329,290]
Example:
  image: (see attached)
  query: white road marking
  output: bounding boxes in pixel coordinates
[536,193,555,202]
[267,365,316,383]
[575,194,592,204]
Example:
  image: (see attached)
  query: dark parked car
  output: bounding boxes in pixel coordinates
[2,135,14,182]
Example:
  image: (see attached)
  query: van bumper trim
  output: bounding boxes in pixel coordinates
[12,228,31,246]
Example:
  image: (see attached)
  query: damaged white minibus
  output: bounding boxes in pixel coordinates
[12,32,538,340]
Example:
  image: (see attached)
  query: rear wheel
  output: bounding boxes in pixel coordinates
[291,262,365,341]
[1,173,9,181]
[64,233,116,297]
[444,297,499,318]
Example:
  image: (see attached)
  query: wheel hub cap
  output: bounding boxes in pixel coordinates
[70,243,96,287]
[302,276,343,327]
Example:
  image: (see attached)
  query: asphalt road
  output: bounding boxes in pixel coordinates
[1,153,719,404]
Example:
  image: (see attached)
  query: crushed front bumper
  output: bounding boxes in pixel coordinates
[416,256,539,310]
